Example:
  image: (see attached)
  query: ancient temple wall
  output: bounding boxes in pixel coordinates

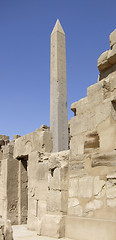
[66,29,116,240]
[0,136,9,218]
[0,176,3,217]
[27,150,69,238]
[1,144,19,225]
[40,150,69,238]
[0,151,3,217]
[27,151,50,231]
[14,126,52,159]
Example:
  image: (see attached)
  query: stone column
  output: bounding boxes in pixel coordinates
[50,19,68,152]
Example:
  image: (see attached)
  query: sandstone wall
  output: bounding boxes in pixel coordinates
[27,150,69,238]
[40,151,69,238]
[0,136,9,219]
[27,151,50,231]
[0,219,13,240]
[67,28,116,240]
[1,144,19,225]
[14,126,52,159]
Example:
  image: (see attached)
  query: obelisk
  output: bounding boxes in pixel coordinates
[50,19,68,152]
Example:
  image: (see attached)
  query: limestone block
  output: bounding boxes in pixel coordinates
[71,97,88,116]
[3,144,14,159]
[109,29,116,48]
[29,181,48,201]
[95,102,111,127]
[0,219,4,234]
[68,198,82,216]
[107,198,116,208]
[87,81,103,96]
[70,115,88,137]
[14,128,52,158]
[70,135,84,155]
[94,176,106,198]
[65,216,116,240]
[107,172,116,179]
[84,131,99,150]
[85,199,103,213]
[106,182,116,199]
[49,150,69,170]
[0,135,9,148]
[69,178,78,197]
[47,189,68,213]
[0,219,13,240]
[4,220,13,240]
[27,217,41,232]
[36,162,48,181]
[0,230,3,240]
[28,198,37,217]
[99,125,116,152]
[37,200,46,220]
[41,214,65,238]
[69,155,85,178]
[42,131,53,152]
[108,45,116,65]
[78,176,93,198]
[92,151,116,167]
[107,73,116,91]
[48,167,68,191]
[87,82,104,105]
[97,50,111,72]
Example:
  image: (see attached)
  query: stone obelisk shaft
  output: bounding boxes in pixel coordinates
[50,19,68,152]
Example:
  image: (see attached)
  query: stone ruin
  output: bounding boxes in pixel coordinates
[0,21,116,240]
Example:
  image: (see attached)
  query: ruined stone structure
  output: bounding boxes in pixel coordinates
[0,22,116,240]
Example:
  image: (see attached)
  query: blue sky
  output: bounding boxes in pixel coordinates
[0,0,116,139]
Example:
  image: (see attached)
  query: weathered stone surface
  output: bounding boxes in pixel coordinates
[108,45,116,65]
[14,128,52,158]
[4,220,13,240]
[65,216,116,240]
[107,198,116,208]
[47,189,68,213]
[70,135,84,155]
[41,215,65,238]
[84,131,99,150]
[94,176,106,198]
[107,172,116,179]
[50,19,68,152]
[68,198,82,216]
[71,97,88,116]
[0,219,13,240]
[69,155,85,178]
[109,29,116,48]
[69,178,78,197]
[95,102,111,127]
[97,50,111,72]
[48,151,69,192]
[106,181,116,199]
[78,176,93,198]
[92,151,116,167]
[48,167,68,191]
[13,135,21,140]
[85,199,103,212]
[49,150,69,170]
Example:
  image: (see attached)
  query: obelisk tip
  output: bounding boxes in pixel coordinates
[51,19,65,35]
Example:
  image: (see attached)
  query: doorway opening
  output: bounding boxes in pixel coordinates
[17,155,28,224]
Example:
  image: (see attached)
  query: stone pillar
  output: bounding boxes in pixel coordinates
[50,19,68,152]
